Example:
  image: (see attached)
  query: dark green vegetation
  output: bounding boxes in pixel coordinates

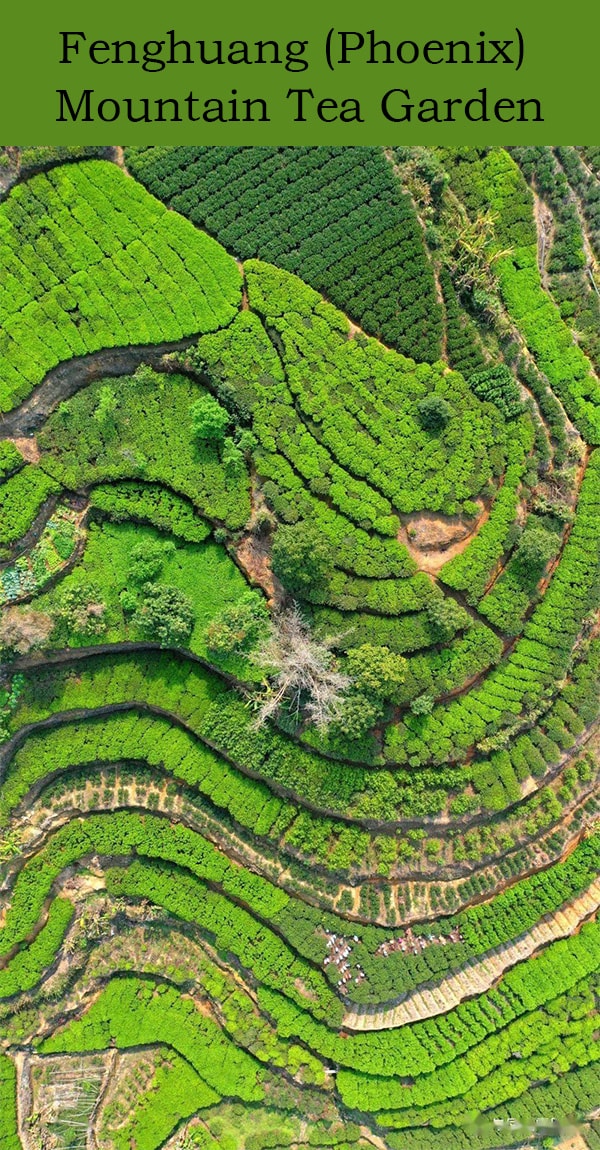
[125,146,443,363]
[0,147,598,1150]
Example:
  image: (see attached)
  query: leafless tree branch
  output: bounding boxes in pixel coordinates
[251,604,350,732]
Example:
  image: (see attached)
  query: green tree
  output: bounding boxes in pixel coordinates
[119,589,138,614]
[334,644,407,740]
[417,394,453,431]
[271,521,333,595]
[190,394,230,442]
[221,436,245,478]
[425,595,467,639]
[345,644,407,702]
[53,582,107,640]
[133,584,195,646]
[515,525,557,577]
[128,540,175,584]
[332,693,380,740]
[205,592,269,656]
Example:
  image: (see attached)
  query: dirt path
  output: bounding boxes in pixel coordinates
[533,189,555,289]
[14,1051,35,1150]
[343,876,600,1031]
[111,146,131,177]
[236,530,279,603]
[6,436,39,463]
[233,470,281,605]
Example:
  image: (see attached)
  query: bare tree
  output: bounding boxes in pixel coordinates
[252,605,350,732]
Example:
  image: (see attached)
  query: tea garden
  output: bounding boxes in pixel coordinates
[0,145,598,1150]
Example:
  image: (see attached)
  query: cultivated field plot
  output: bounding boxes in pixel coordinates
[0,145,599,1150]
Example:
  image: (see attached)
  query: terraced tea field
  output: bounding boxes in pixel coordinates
[0,145,598,1150]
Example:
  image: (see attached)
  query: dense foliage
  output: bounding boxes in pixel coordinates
[0,147,598,1150]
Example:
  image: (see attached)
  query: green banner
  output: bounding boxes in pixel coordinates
[1,0,598,142]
